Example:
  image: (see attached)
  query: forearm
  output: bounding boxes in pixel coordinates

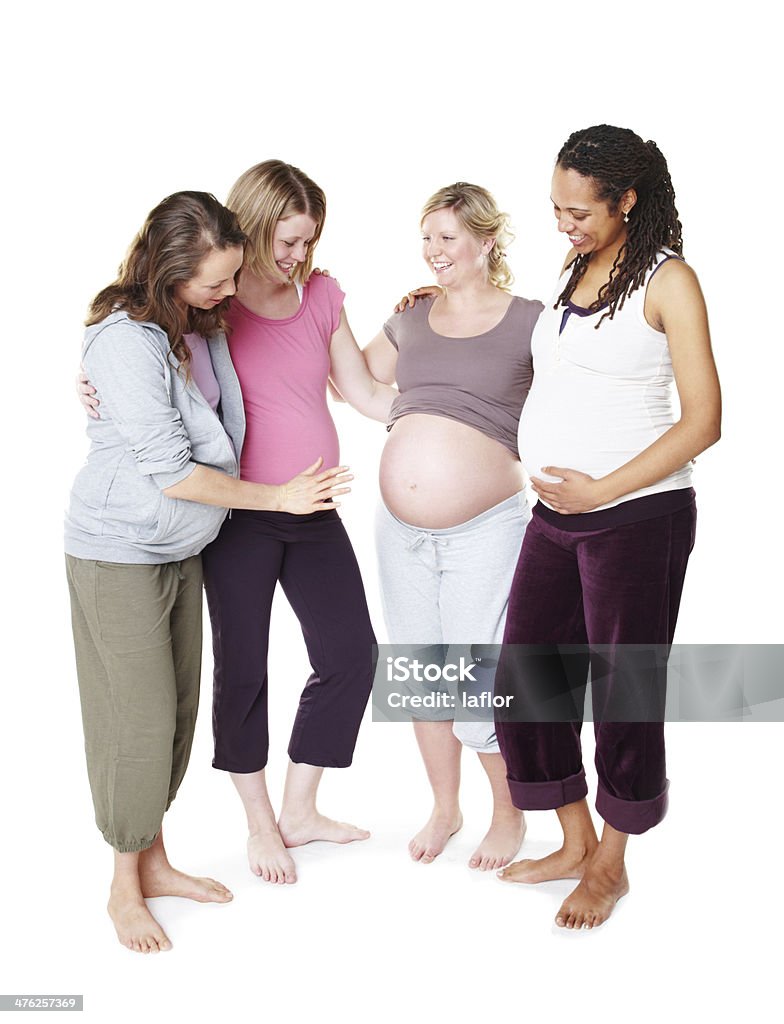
[595,415,721,505]
[342,378,398,423]
[163,465,282,510]
[329,315,398,420]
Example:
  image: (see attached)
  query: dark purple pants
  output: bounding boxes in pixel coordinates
[202,508,375,773]
[495,500,696,834]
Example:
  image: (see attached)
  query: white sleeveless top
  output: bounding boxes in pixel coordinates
[518,250,693,512]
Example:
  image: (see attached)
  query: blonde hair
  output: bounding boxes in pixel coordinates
[421,182,514,291]
[226,160,326,284]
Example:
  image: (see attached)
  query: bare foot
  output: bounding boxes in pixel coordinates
[278,812,370,849]
[497,840,597,884]
[108,886,172,954]
[409,810,463,864]
[247,829,298,884]
[555,856,629,929]
[138,860,233,903]
[469,813,526,871]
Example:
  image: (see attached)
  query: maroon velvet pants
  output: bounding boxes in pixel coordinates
[495,499,696,834]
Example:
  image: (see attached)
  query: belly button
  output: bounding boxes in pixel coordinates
[408,483,417,492]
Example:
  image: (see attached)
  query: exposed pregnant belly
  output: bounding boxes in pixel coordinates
[380,414,524,528]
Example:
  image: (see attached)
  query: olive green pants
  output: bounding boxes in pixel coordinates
[65,555,203,852]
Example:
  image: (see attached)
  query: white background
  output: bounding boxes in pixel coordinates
[2,1,781,1021]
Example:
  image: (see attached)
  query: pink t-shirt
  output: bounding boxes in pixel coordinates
[185,333,221,412]
[226,274,345,485]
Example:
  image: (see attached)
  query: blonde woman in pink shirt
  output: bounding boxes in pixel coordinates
[197,160,400,884]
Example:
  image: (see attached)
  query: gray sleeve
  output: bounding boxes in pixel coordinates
[82,322,198,490]
[522,298,545,360]
[383,313,400,350]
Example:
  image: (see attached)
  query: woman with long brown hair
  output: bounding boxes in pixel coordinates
[65,191,348,953]
[78,164,399,889]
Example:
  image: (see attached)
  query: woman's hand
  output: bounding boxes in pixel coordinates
[277,457,353,514]
[530,467,607,514]
[77,368,101,419]
[394,285,442,313]
[308,268,340,287]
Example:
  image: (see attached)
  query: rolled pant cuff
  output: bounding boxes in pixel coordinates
[102,831,158,854]
[506,769,588,811]
[212,757,269,773]
[595,780,669,835]
[288,750,354,768]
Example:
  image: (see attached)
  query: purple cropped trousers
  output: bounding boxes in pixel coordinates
[202,508,375,773]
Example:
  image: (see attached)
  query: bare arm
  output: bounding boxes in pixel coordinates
[532,261,721,513]
[328,308,398,422]
[164,458,351,514]
[77,330,351,515]
[362,328,399,384]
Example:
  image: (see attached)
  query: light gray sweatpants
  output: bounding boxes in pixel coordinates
[375,492,530,752]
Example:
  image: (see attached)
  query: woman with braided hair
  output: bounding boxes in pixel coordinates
[494,125,721,928]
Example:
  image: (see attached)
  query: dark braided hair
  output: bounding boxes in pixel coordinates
[555,124,683,327]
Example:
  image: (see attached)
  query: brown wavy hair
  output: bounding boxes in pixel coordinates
[226,160,326,284]
[87,191,246,368]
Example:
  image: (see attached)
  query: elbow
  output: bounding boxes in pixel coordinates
[696,422,721,457]
[706,412,722,449]
[682,407,721,453]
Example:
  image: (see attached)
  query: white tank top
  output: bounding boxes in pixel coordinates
[518,250,693,512]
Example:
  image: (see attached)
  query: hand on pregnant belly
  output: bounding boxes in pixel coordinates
[530,466,606,514]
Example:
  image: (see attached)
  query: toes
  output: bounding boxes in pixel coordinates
[210,880,233,900]
[468,855,481,869]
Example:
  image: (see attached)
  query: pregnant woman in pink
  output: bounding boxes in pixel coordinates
[364,183,542,870]
[200,161,399,885]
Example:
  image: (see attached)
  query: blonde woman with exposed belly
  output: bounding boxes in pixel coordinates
[364,183,542,869]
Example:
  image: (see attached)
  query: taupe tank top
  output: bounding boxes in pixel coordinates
[383,294,542,458]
